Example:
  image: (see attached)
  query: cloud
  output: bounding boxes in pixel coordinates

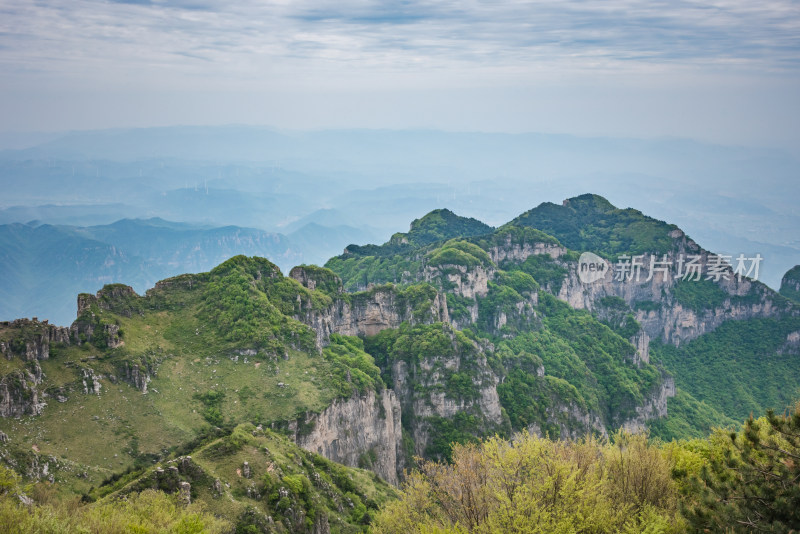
[2,0,797,80]
[0,0,798,148]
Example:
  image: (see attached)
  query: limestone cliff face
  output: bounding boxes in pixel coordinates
[119,354,161,393]
[72,285,135,348]
[0,319,70,362]
[293,390,403,485]
[81,367,102,396]
[621,375,676,433]
[0,362,45,418]
[487,238,566,265]
[423,264,493,300]
[294,285,450,348]
[630,330,650,366]
[527,402,608,441]
[386,327,505,459]
[554,233,791,345]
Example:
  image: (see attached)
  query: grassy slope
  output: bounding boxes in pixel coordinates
[0,256,376,499]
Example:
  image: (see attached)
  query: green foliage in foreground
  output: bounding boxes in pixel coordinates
[372,430,684,533]
[0,424,398,534]
[677,403,800,532]
[0,483,231,534]
[374,403,800,534]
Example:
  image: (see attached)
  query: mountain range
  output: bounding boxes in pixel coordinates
[1,194,798,531]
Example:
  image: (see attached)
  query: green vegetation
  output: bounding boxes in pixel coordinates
[2,194,799,532]
[676,403,800,532]
[471,224,560,249]
[372,430,684,533]
[427,239,491,268]
[501,253,568,294]
[653,316,800,422]
[648,389,739,441]
[375,404,800,533]
[365,322,507,461]
[596,295,641,339]
[672,278,730,312]
[0,482,230,533]
[394,209,493,247]
[0,424,397,533]
[497,366,587,438]
[475,281,528,335]
[530,292,662,423]
[288,265,343,296]
[0,255,375,500]
[325,253,422,292]
[779,265,800,303]
[323,334,384,398]
[509,193,679,257]
[201,256,320,352]
[325,209,493,291]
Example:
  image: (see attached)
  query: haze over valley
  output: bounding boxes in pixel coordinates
[1,126,798,325]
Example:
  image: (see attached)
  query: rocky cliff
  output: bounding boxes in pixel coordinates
[0,362,45,418]
[621,375,676,433]
[555,236,792,345]
[0,319,70,362]
[379,323,507,460]
[292,389,403,485]
[291,266,449,347]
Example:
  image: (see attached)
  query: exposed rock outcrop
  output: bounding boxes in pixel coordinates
[386,325,506,459]
[122,361,152,393]
[621,375,676,433]
[0,363,45,417]
[556,244,790,345]
[527,401,608,440]
[424,263,493,299]
[293,389,403,485]
[78,284,140,317]
[631,330,650,366]
[487,238,566,265]
[0,319,70,362]
[295,285,449,348]
[81,368,102,396]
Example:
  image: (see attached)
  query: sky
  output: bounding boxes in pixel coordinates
[1,0,799,152]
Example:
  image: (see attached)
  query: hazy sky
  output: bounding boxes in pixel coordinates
[1,0,799,151]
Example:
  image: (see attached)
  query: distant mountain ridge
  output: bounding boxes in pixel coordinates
[0,219,301,325]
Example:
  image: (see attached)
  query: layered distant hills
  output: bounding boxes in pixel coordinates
[0,218,376,325]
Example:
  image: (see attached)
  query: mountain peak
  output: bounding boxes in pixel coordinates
[510,194,678,257]
[395,208,493,247]
[780,265,800,303]
[562,193,616,212]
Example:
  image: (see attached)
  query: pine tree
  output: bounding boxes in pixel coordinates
[684,402,800,532]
